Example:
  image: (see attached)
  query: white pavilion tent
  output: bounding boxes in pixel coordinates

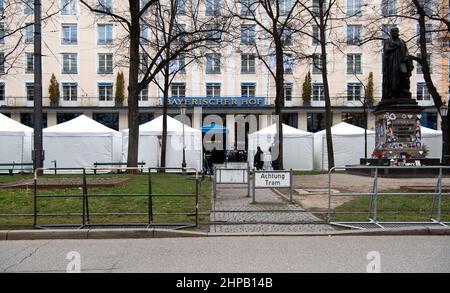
[421,126,442,159]
[314,122,376,170]
[248,124,314,170]
[0,113,33,172]
[43,115,122,172]
[122,116,203,171]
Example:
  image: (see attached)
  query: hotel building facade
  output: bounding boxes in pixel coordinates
[0,0,448,152]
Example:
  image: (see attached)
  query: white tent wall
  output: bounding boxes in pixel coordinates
[0,114,33,172]
[248,124,314,171]
[421,127,442,159]
[43,133,122,172]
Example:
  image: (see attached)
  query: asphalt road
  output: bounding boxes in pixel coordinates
[1,236,449,273]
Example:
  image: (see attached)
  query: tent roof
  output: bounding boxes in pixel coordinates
[0,113,33,133]
[252,124,313,137]
[124,115,200,134]
[421,126,442,135]
[44,115,119,134]
[316,122,375,136]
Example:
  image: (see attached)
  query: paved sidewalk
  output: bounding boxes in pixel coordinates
[210,184,335,233]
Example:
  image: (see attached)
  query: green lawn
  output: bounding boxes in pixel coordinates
[0,173,212,230]
[330,191,450,223]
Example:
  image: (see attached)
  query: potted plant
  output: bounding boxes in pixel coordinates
[48,74,60,107]
[302,71,312,106]
[115,71,125,106]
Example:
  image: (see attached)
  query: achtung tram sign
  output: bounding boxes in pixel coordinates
[254,171,291,188]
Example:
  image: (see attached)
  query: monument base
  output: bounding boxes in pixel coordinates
[372,100,424,161]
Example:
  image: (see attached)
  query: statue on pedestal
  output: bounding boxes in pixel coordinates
[382,27,415,103]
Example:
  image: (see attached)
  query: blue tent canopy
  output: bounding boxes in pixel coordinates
[201,123,229,134]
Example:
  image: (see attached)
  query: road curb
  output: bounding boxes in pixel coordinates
[1,226,449,241]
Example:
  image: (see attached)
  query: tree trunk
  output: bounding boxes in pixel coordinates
[126,0,141,170]
[319,8,335,170]
[274,31,285,170]
[161,67,170,169]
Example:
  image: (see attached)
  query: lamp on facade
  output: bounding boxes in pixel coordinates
[180,101,187,171]
[440,103,448,165]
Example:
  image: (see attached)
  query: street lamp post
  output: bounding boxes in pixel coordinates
[440,103,448,165]
[180,102,187,171]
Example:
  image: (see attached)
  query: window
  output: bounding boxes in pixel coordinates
[312,0,327,15]
[169,54,186,74]
[241,53,255,74]
[240,0,257,16]
[57,113,81,124]
[176,0,186,15]
[205,53,221,74]
[241,83,256,98]
[98,53,113,74]
[284,53,294,74]
[97,0,113,13]
[312,83,324,101]
[206,83,221,98]
[25,53,34,74]
[416,54,432,74]
[26,82,34,101]
[62,53,78,74]
[342,112,365,128]
[171,83,186,97]
[0,23,4,44]
[98,83,113,101]
[62,82,77,101]
[417,23,433,44]
[62,24,78,45]
[0,52,4,73]
[281,27,293,46]
[241,25,256,45]
[307,112,325,132]
[347,54,362,74]
[312,25,319,45]
[140,0,150,15]
[0,0,4,14]
[0,82,5,101]
[61,0,77,15]
[140,24,149,43]
[418,0,433,15]
[25,24,34,44]
[416,82,430,100]
[138,85,149,101]
[98,24,113,45]
[347,25,361,45]
[206,0,221,16]
[173,24,186,44]
[21,113,48,128]
[284,83,293,102]
[93,113,118,130]
[205,24,221,45]
[381,0,397,16]
[139,53,149,74]
[312,54,322,74]
[347,83,362,101]
[24,0,33,15]
[279,0,292,16]
[347,0,362,16]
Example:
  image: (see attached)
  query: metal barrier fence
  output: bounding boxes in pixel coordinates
[213,166,251,198]
[327,165,450,230]
[33,167,200,230]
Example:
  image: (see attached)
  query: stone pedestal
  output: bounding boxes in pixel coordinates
[372,102,424,163]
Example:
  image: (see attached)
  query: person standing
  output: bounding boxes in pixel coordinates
[254,146,264,170]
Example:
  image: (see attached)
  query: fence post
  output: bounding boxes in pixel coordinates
[373,168,379,222]
[327,168,333,223]
[33,171,38,228]
[247,167,251,198]
[438,167,443,223]
[252,170,256,204]
[289,169,293,204]
[195,177,199,227]
[148,168,153,225]
[82,168,90,226]
[213,166,217,198]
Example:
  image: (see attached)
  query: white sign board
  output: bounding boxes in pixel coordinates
[226,162,248,169]
[254,171,291,188]
[217,169,248,184]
